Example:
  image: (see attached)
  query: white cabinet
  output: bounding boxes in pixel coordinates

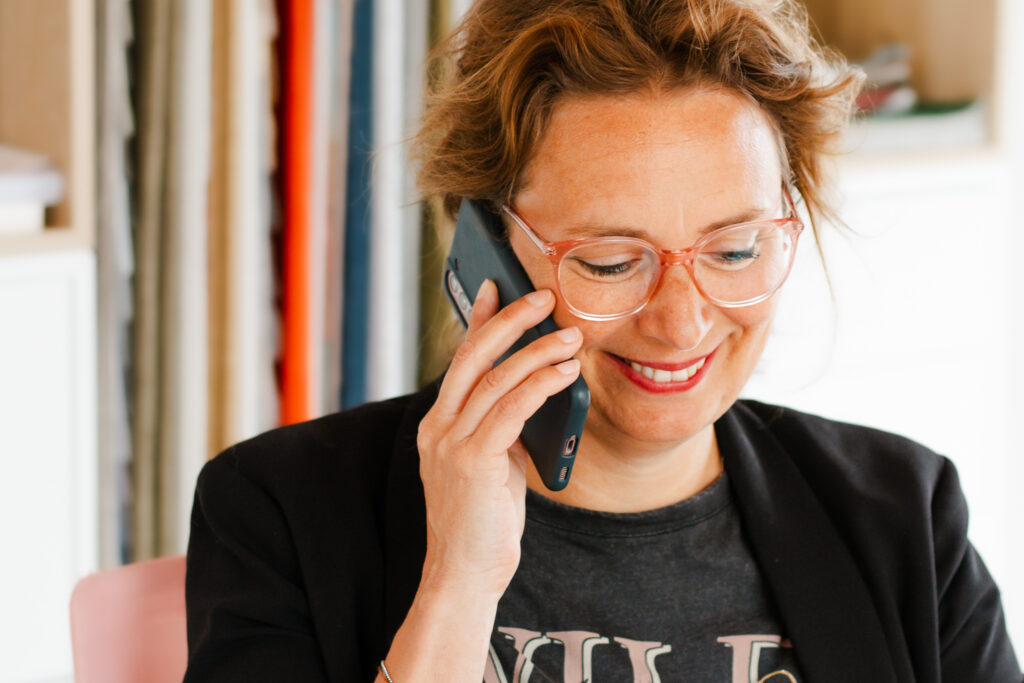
[0,250,97,682]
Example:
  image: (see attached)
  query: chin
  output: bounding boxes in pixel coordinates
[588,394,724,448]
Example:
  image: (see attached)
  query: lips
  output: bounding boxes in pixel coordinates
[609,349,716,393]
[628,356,706,382]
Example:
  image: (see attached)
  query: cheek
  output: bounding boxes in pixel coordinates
[722,300,777,361]
[551,304,619,350]
[525,262,558,293]
[725,292,778,327]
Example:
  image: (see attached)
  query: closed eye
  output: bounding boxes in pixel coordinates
[714,249,759,263]
[573,258,637,276]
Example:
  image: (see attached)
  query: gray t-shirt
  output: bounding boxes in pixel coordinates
[487,472,804,682]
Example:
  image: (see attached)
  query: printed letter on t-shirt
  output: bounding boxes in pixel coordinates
[486,627,553,683]
[716,634,793,683]
[546,630,610,683]
[612,637,673,683]
[484,644,509,683]
[486,629,669,683]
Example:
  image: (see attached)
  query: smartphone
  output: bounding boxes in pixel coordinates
[443,199,590,491]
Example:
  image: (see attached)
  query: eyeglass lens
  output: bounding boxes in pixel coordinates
[556,223,795,316]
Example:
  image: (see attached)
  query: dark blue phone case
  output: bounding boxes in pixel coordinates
[443,199,590,491]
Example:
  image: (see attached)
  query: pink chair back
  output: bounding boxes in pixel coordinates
[69,555,188,683]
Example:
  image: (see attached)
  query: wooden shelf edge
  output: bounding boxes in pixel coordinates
[70,0,97,251]
[836,142,1005,173]
[0,228,95,258]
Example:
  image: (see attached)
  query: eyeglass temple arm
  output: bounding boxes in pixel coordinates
[502,205,552,255]
[782,184,798,218]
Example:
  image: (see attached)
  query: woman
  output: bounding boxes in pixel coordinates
[185,1,1021,681]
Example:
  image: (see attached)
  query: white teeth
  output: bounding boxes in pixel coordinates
[628,356,707,383]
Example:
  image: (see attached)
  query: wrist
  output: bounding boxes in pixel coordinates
[421,540,520,593]
[383,573,502,682]
[414,568,505,620]
[420,545,519,601]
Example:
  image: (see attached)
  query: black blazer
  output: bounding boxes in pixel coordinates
[184,380,1021,682]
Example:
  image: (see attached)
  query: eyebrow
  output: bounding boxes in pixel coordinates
[560,208,773,240]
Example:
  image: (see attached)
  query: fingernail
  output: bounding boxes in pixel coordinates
[475,279,493,302]
[555,358,581,375]
[556,326,580,343]
[526,290,553,306]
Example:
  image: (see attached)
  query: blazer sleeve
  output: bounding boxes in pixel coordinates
[184,448,331,682]
[933,457,1022,681]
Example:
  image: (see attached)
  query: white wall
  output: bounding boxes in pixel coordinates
[743,149,1024,653]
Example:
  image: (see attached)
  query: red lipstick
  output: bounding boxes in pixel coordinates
[609,348,716,394]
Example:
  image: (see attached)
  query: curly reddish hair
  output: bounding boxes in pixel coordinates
[415,0,862,237]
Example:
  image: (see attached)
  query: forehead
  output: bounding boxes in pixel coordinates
[514,87,785,235]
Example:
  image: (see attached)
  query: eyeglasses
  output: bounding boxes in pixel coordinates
[502,188,804,321]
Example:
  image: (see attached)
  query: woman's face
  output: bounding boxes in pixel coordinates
[509,86,787,451]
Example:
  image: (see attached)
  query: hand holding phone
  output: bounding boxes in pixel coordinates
[415,278,583,600]
[442,199,590,491]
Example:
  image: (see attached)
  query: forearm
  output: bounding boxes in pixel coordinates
[376,283,572,681]
[376,578,501,683]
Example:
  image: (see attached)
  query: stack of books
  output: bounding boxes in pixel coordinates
[0,144,65,234]
[855,44,917,117]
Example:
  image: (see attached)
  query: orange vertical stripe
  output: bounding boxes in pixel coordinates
[281,0,313,424]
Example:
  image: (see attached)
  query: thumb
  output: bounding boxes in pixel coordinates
[466,279,499,336]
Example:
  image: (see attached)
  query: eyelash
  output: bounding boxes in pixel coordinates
[578,260,634,275]
[711,248,759,262]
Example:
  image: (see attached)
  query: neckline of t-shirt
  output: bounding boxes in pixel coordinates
[524,471,732,538]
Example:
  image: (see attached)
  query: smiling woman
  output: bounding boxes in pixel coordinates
[183,1,1022,681]
[504,88,797,509]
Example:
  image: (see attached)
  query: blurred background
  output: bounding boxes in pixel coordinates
[0,0,1021,680]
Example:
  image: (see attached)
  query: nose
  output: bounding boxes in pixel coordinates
[635,265,712,352]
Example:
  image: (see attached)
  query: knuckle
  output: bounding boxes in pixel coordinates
[433,434,453,458]
[494,392,523,421]
[451,337,477,364]
[494,304,520,326]
[534,368,564,395]
[481,366,505,392]
[416,423,435,454]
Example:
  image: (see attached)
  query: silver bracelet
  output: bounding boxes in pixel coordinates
[379,659,394,683]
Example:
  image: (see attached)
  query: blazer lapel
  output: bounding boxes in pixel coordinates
[716,403,900,683]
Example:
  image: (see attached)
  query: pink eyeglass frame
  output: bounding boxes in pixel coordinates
[501,187,805,321]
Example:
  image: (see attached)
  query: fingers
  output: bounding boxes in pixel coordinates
[465,359,581,462]
[435,283,558,417]
[451,324,582,439]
